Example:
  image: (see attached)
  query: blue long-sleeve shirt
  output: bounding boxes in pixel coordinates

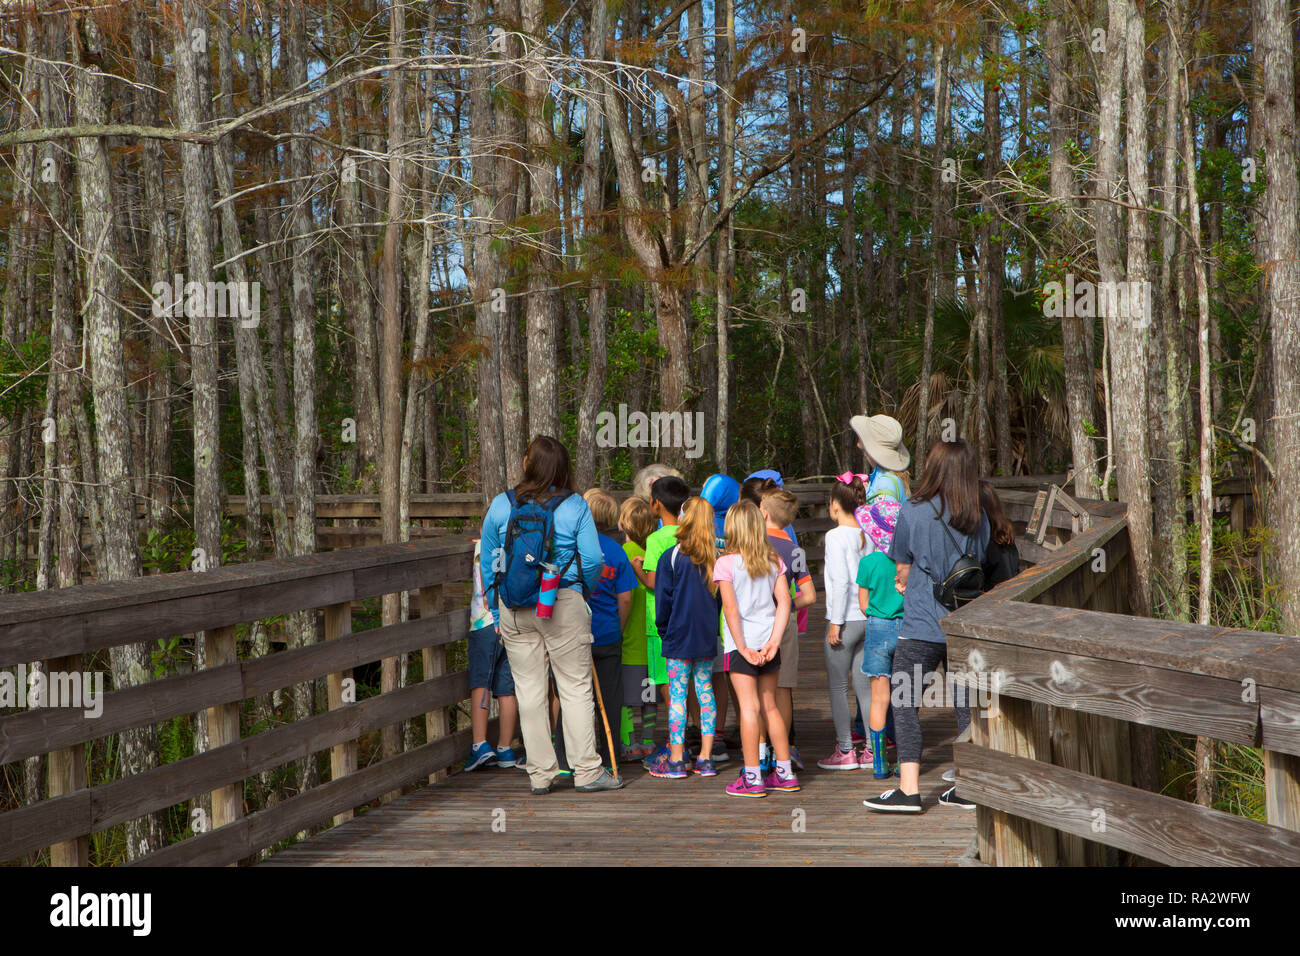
[654,545,723,660]
[479,489,603,625]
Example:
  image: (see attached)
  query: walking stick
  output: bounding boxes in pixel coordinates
[591,664,619,780]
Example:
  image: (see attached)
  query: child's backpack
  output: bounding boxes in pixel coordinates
[927,499,985,611]
[491,489,584,610]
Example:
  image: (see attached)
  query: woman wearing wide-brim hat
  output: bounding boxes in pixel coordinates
[848,414,911,505]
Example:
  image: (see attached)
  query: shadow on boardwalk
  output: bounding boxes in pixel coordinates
[265,600,975,866]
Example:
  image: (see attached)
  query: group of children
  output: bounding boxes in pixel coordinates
[465,425,1021,806]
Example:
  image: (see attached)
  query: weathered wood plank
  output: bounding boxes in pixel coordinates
[0,609,470,764]
[955,742,1300,866]
[205,625,243,838]
[129,725,476,867]
[0,672,472,864]
[944,600,1300,693]
[946,636,1259,744]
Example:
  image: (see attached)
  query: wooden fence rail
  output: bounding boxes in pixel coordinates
[0,537,478,866]
[944,492,1300,866]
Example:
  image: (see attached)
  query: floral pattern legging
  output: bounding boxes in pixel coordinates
[667,658,716,747]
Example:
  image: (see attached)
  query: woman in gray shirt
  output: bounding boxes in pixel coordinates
[864,439,988,814]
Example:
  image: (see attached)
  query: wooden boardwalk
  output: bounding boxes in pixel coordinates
[265,600,975,866]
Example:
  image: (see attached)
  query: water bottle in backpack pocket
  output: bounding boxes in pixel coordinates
[492,489,580,611]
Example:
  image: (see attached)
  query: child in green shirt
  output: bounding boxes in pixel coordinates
[632,475,690,769]
[855,498,904,779]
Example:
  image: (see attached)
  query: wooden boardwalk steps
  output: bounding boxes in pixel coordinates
[263,598,975,866]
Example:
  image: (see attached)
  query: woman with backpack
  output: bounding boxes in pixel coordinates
[863,438,989,814]
[479,435,626,795]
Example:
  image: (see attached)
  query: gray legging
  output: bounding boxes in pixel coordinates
[892,637,972,765]
[823,620,872,750]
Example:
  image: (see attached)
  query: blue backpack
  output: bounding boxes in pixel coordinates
[491,489,585,610]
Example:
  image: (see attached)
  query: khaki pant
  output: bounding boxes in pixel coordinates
[498,588,603,787]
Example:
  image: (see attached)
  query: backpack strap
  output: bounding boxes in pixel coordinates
[487,489,520,605]
[544,489,592,603]
[925,498,975,586]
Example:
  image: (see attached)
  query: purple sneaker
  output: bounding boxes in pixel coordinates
[694,757,717,777]
[648,759,689,779]
[764,769,801,792]
[725,773,767,798]
[817,748,861,771]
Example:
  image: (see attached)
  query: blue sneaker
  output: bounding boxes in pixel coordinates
[649,759,689,779]
[759,749,775,776]
[694,757,717,777]
[464,741,497,772]
[642,745,671,771]
[494,746,521,769]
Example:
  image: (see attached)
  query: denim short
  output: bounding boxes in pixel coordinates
[861,616,902,677]
[468,625,514,696]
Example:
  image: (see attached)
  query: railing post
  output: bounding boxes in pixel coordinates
[985,695,1057,866]
[46,654,88,866]
[1264,750,1300,832]
[968,708,996,865]
[419,583,449,784]
[324,602,358,825]
[205,625,243,838]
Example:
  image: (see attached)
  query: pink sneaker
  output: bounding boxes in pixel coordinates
[817,748,861,771]
[725,773,767,798]
[764,770,801,792]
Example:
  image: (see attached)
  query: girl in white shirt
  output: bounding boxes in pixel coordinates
[817,478,873,771]
[715,501,795,797]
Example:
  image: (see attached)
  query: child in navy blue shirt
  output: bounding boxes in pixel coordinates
[583,490,637,765]
[650,497,723,779]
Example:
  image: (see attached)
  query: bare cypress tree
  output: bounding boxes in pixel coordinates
[1098,0,1154,614]
[285,4,320,791]
[1254,0,1300,634]
[1049,0,1099,497]
[575,0,610,490]
[916,35,949,476]
[522,0,561,437]
[468,0,507,504]
[70,11,164,860]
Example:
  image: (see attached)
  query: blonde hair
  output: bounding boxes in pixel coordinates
[618,495,657,547]
[675,498,719,595]
[583,488,620,531]
[724,501,781,579]
[760,487,798,528]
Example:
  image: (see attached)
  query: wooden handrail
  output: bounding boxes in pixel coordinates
[943,494,1300,866]
[0,538,477,866]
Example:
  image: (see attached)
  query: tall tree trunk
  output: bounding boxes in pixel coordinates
[1255,0,1300,634]
[71,12,165,860]
[916,37,949,476]
[286,5,320,792]
[1049,0,1099,496]
[523,0,561,438]
[714,0,736,468]
[378,0,407,771]
[1098,0,1153,615]
[468,0,507,504]
[1150,6,1189,618]
[575,1,610,490]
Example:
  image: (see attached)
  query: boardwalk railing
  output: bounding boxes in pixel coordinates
[945,492,1300,866]
[0,538,477,866]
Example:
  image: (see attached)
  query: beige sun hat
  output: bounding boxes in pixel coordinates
[850,414,910,473]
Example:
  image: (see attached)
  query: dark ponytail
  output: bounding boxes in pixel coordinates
[830,478,868,549]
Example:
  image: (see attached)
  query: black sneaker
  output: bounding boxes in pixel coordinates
[530,780,554,795]
[575,770,627,792]
[939,786,976,809]
[863,788,923,813]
